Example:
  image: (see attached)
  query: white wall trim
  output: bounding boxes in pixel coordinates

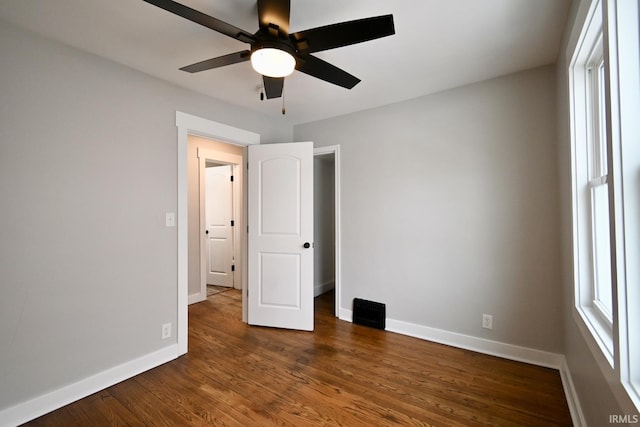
[559,357,588,427]
[386,318,565,368]
[338,307,351,321]
[176,111,259,356]
[314,280,335,298]
[339,309,564,367]
[188,293,206,305]
[176,111,260,146]
[0,345,178,427]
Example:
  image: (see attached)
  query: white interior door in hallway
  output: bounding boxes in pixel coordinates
[205,164,234,288]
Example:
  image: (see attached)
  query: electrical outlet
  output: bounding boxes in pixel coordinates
[482,314,493,330]
[165,212,176,227]
[161,323,172,339]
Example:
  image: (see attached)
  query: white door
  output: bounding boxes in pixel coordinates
[205,164,234,287]
[248,142,314,331]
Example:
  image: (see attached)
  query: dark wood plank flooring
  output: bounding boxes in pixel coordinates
[23,290,572,426]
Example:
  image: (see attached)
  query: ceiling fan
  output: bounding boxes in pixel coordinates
[142,0,395,99]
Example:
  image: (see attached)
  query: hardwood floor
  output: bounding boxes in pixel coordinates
[23,290,572,426]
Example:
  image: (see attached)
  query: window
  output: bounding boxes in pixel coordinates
[570,0,613,364]
[585,37,613,325]
[570,0,640,411]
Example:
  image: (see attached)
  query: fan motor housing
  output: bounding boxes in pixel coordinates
[251,37,296,56]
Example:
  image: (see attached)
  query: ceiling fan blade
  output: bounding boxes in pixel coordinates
[143,0,255,43]
[290,15,395,54]
[257,0,290,36]
[295,54,360,89]
[263,76,284,99]
[179,51,251,73]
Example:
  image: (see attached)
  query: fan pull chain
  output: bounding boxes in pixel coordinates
[281,85,286,115]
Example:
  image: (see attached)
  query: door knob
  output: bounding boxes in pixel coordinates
[205,230,209,235]
[303,242,311,248]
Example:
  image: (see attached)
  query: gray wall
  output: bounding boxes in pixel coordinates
[295,66,563,353]
[0,20,290,411]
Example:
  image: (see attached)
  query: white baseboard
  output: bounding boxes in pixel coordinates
[340,308,563,367]
[188,291,206,305]
[385,317,564,368]
[559,357,587,427]
[339,307,351,321]
[314,280,335,297]
[339,309,585,425]
[0,344,179,427]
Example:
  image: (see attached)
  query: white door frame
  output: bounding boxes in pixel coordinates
[176,111,259,355]
[313,145,342,318]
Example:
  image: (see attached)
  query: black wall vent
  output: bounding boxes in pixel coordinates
[353,298,386,330]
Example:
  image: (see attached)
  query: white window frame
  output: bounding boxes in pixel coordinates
[570,0,640,412]
[585,38,614,326]
[603,0,640,411]
[569,0,614,366]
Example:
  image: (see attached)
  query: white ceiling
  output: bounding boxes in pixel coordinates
[0,0,571,125]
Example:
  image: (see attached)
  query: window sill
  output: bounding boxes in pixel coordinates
[574,306,614,368]
[622,380,640,413]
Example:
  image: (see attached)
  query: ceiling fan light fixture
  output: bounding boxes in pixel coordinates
[251,47,295,78]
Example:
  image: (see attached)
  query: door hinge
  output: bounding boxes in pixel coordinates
[230,175,234,182]
[231,264,235,272]
[230,220,234,227]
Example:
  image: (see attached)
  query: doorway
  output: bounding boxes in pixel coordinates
[314,145,341,318]
[193,143,342,320]
[204,163,234,293]
[176,111,342,353]
[187,134,243,305]
[313,150,338,317]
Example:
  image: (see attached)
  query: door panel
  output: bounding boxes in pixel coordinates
[248,142,313,331]
[260,252,300,307]
[208,242,227,273]
[260,157,300,235]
